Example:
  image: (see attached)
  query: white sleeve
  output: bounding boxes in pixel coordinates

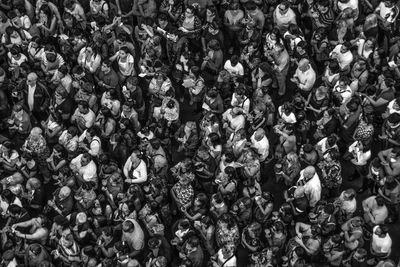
[82,163,97,181]
[131,161,148,184]
[89,139,101,156]
[123,159,131,178]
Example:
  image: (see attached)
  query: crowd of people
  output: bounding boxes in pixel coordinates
[1,0,400,266]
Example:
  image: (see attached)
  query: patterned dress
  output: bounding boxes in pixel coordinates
[23,134,50,180]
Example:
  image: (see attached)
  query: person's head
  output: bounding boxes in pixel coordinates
[277,1,290,14]
[196,146,210,160]
[26,72,38,87]
[64,0,75,10]
[384,0,396,8]
[340,41,351,53]
[101,59,112,73]
[274,42,285,53]
[194,193,208,208]
[207,39,221,51]
[186,236,200,252]
[119,46,130,59]
[221,243,235,258]
[185,6,195,18]
[375,196,385,207]
[30,127,43,140]
[375,224,389,237]
[311,224,321,236]
[317,0,330,12]
[129,150,142,163]
[122,220,135,233]
[296,41,307,55]
[245,1,257,12]
[28,244,42,258]
[189,66,201,78]
[298,59,310,72]
[387,113,400,128]
[294,186,305,198]
[126,76,138,91]
[303,166,316,180]
[39,4,52,21]
[286,151,298,164]
[80,153,92,167]
[77,100,89,114]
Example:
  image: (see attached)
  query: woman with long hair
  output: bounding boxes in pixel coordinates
[77,43,102,74]
[36,4,58,38]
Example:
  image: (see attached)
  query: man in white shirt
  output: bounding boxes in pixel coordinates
[222,107,246,136]
[70,153,98,186]
[291,59,316,95]
[330,42,353,72]
[371,225,392,258]
[224,55,244,79]
[297,166,321,207]
[273,1,297,33]
[250,128,269,162]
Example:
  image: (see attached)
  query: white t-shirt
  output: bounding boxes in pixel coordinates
[118,53,135,76]
[330,45,354,70]
[371,225,392,254]
[217,249,237,267]
[224,60,244,76]
[333,81,353,104]
[376,2,397,23]
[348,141,371,166]
[251,134,269,161]
[123,158,148,183]
[78,131,101,157]
[70,154,98,183]
[298,171,321,207]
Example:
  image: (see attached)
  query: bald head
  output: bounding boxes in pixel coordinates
[303,166,316,180]
[254,128,265,141]
[27,72,38,86]
[298,59,310,72]
[60,186,71,198]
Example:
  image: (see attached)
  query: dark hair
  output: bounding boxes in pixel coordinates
[388,113,400,124]
[150,138,161,150]
[67,126,78,136]
[10,45,21,55]
[245,1,257,10]
[82,153,92,162]
[208,39,220,51]
[8,204,22,214]
[53,144,67,158]
[380,225,389,235]
[375,196,385,206]
[296,40,307,50]
[329,148,340,160]
[318,0,330,7]
[78,100,89,109]
[119,46,130,55]
[190,66,201,78]
[102,59,112,67]
[342,41,351,49]
[39,4,52,23]
[1,189,15,203]
[208,133,221,147]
